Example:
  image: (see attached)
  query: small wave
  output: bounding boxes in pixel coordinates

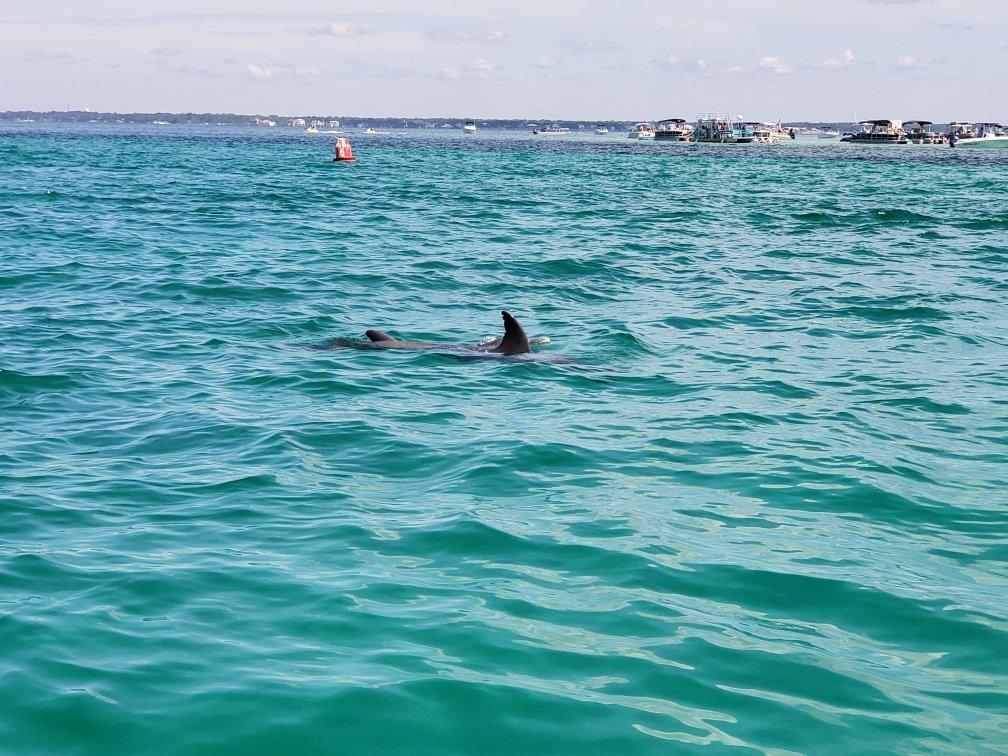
[0,368,82,394]
[662,315,720,330]
[868,397,972,416]
[839,305,950,323]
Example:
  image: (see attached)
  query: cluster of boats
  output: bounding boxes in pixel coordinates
[525,116,1008,148]
[341,114,1008,149]
[304,119,341,134]
[837,119,1008,148]
[624,115,796,144]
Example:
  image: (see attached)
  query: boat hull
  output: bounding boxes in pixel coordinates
[953,136,1008,149]
[840,136,907,145]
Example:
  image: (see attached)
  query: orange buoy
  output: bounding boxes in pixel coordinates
[333,137,356,162]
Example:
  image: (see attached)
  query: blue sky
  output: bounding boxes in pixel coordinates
[2,0,1005,120]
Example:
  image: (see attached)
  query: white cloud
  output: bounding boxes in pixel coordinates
[726,65,749,75]
[468,58,495,71]
[246,63,272,79]
[309,21,367,37]
[815,49,856,70]
[655,55,711,74]
[484,29,505,43]
[534,55,558,68]
[23,48,78,64]
[892,55,919,69]
[439,66,461,80]
[246,63,321,80]
[758,56,793,75]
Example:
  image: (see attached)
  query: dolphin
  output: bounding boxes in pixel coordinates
[316,310,536,356]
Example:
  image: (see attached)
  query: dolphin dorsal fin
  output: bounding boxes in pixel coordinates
[366,329,395,343]
[494,311,532,355]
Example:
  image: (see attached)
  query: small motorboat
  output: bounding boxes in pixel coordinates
[533,126,571,136]
[950,122,1008,148]
[628,122,656,140]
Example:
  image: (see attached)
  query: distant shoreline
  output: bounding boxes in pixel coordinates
[1,110,858,130]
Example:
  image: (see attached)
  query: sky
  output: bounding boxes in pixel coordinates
[2,0,1006,121]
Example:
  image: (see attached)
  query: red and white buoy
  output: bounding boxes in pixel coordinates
[333,137,356,162]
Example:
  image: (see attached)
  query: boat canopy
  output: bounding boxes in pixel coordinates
[976,122,1004,127]
[656,118,687,124]
[860,119,899,126]
[904,120,933,127]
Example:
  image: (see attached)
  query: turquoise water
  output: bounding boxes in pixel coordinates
[2,124,1007,753]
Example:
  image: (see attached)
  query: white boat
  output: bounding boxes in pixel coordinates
[776,123,797,140]
[904,120,947,145]
[533,125,571,136]
[462,118,477,134]
[363,126,378,134]
[654,119,692,142]
[693,114,755,144]
[840,120,906,144]
[745,122,782,144]
[817,130,841,139]
[628,122,656,140]
[951,122,1008,149]
[305,121,321,134]
[594,126,609,135]
[152,120,170,126]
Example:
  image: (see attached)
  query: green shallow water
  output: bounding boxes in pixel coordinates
[2,124,1007,753]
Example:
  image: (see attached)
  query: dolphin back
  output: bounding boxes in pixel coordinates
[492,311,532,355]
[365,329,396,343]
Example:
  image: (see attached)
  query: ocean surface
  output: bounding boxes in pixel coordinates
[2,123,1007,754]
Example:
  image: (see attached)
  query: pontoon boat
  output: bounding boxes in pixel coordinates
[654,119,693,141]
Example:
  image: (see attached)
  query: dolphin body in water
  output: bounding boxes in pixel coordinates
[315,310,571,362]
